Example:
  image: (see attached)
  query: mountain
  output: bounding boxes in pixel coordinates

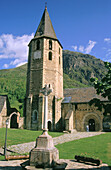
[0,50,107,116]
[63,50,107,88]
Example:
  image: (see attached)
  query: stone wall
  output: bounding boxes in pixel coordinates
[25,37,63,131]
[62,102,103,132]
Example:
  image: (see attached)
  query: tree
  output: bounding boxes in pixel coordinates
[90,62,111,115]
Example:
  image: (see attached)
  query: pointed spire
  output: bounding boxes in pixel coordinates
[34,7,57,39]
[45,2,47,10]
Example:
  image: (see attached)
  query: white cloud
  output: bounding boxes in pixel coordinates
[3,64,9,69]
[10,59,21,65]
[72,45,77,51]
[16,61,27,68]
[104,38,111,42]
[0,39,3,48]
[0,33,34,67]
[85,40,97,54]
[79,45,84,52]
[71,40,97,54]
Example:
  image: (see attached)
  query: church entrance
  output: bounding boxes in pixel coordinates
[48,121,51,131]
[10,114,18,128]
[89,119,95,131]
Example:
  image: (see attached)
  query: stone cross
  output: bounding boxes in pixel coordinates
[40,85,52,131]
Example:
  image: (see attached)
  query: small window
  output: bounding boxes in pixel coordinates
[59,48,60,54]
[49,40,52,50]
[32,110,38,122]
[37,40,40,50]
[49,52,52,60]
[49,84,50,88]
[59,56,60,64]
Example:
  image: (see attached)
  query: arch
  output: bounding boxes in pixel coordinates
[32,110,38,122]
[89,119,95,131]
[49,52,52,60]
[49,40,52,50]
[37,40,40,50]
[59,47,60,54]
[83,112,101,131]
[59,56,60,64]
[48,120,52,131]
[9,112,20,129]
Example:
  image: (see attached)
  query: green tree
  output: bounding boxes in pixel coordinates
[91,62,111,101]
[90,62,111,115]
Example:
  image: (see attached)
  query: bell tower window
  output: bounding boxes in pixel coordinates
[49,40,52,50]
[49,52,52,60]
[37,40,40,50]
[59,56,60,64]
[59,48,60,54]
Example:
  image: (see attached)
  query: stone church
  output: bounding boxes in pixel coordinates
[0,95,24,128]
[25,6,109,132]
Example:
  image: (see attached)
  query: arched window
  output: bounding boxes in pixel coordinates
[59,48,60,54]
[37,40,40,50]
[48,121,51,131]
[59,56,60,64]
[32,110,38,122]
[49,40,52,50]
[49,52,52,60]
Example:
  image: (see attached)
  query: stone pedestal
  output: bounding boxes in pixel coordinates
[29,131,59,168]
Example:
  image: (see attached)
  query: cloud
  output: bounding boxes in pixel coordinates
[3,64,9,69]
[85,40,97,54]
[16,62,27,68]
[0,39,3,48]
[71,40,97,54]
[0,33,34,68]
[79,46,84,52]
[104,38,111,42]
[103,37,111,61]
[72,45,77,51]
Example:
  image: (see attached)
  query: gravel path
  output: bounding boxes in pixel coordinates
[0,132,105,155]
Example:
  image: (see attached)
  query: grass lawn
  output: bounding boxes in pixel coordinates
[0,130,111,166]
[0,128,63,148]
[56,133,111,166]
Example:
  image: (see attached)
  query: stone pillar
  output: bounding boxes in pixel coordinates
[43,95,48,130]
[29,85,59,168]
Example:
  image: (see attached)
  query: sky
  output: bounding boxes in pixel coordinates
[0,0,111,70]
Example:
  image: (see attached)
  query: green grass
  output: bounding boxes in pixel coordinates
[56,133,111,166]
[0,130,111,166]
[0,128,63,148]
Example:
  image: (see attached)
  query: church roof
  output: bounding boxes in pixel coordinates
[63,87,108,103]
[34,7,57,40]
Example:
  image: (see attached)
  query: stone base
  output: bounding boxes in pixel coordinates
[30,147,59,168]
[21,159,110,170]
[29,131,59,168]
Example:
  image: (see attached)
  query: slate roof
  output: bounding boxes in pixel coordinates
[63,87,108,103]
[34,7,57,40]
[0,95,7,114]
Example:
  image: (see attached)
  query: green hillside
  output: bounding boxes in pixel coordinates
[63,50,107,86]
[0,50,107,116]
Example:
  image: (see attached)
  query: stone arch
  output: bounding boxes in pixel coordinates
[32,110,38,123]
[47,120,52,131]
[83,112,101,131]
[9,112,20,129]
[49,40,52,50]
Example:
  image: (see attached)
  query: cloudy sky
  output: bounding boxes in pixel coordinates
[0,0,111,70]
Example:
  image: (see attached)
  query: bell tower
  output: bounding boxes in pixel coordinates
[25,6,63,131]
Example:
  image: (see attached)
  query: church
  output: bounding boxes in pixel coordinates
[25,6,109,132]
